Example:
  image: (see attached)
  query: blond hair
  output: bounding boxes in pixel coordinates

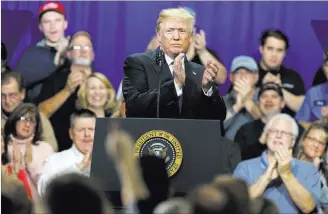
[77,72,116,112]
[156,7,195,33]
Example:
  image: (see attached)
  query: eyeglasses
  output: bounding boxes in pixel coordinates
[1,92,20,101]
[19,116,36,124]
[305,136,327,146]
[267,129,295,139]
[69,45,92,51]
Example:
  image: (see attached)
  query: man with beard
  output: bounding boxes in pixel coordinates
[235,83,304,160]
[257,30,305,117]
[15,1,70,102]
[36,31,94,151]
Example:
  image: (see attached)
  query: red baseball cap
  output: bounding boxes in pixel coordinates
[39,1,65,20]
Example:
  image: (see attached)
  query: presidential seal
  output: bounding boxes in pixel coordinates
[134,130,183,177]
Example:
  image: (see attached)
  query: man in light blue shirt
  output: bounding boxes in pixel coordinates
[296,82,328,122]
[233,113,320,214]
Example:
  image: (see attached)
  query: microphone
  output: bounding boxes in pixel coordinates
[156,49,164,118]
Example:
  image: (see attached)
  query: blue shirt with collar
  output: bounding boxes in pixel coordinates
[296,83,328,122]
[233,151,320,214]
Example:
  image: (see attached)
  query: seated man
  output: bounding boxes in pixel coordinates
[223,56,261,140]
[37,109,96,197]
[233,113,320,214]
[235,83,304,160]
[1,71,57,151]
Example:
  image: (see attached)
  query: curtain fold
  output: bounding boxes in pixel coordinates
[1,1,328,92]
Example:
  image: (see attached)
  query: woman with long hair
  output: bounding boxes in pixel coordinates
[295,122,328,212]
[2,103,54,201]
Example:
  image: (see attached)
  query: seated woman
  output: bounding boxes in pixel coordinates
[2,130,33,200]
[2,103,54,201]
[295,122,328,212]
[77,72,118,117]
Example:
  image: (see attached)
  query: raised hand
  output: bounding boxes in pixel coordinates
[55,35,70,53]
[262,73,282,86]
[194,30,206,54]
[65,70,84,93]
[105,128,134,163]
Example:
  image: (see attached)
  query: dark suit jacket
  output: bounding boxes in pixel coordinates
[122,48,227,120]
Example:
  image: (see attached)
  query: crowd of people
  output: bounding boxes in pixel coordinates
[1,2,328,214]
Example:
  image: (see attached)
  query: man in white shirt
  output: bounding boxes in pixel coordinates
[37,109,96,197]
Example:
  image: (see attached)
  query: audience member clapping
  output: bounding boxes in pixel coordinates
[235,82,304,160]
[295,122,328,212]
[223,56,261,140]
[37,30,94,151]
[37,109,96,197]
[234,114,320,213]
[1,71,58,151]
[3,103,55,201]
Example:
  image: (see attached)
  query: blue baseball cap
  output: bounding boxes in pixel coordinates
[230,56,259,73]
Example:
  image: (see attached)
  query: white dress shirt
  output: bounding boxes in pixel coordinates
[164,54,213,97]
[37,145,90,197]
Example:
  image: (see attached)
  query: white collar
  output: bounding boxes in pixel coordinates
[71,144,85,159]
[164,54,186,66]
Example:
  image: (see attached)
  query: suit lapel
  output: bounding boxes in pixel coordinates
[185,59,198,81]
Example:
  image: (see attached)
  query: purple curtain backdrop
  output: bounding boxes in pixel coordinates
[2,1,328,93]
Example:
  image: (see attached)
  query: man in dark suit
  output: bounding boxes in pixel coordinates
[123,7,226,120]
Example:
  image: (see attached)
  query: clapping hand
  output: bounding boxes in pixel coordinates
[262,73,282,86]
[76,151,92,171]
[173,53,186,88]
[202,60,218,88]
[275,145,293,176]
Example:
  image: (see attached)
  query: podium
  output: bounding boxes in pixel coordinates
[90,118,240,206]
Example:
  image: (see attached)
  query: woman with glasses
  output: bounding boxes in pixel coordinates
[295,122,328,213]
[2,103,54,201]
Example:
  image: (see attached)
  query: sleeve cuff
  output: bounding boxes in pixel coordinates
[174,79,183,97]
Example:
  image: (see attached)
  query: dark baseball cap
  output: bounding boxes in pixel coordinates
[258,82,283,99]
